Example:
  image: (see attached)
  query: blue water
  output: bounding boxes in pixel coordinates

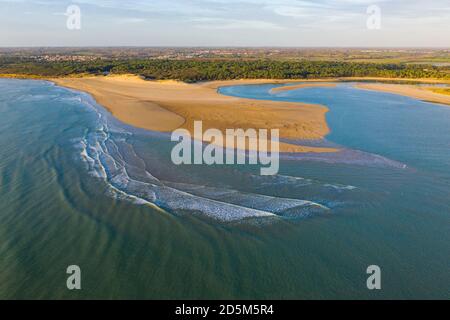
[0,79,449,299]
[220,83,450,174]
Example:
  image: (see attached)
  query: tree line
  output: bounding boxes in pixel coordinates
[1,57,449,82]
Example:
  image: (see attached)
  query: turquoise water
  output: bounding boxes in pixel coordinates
[0,79,449,299]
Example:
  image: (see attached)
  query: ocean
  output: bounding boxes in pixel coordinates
[0,78,449,299]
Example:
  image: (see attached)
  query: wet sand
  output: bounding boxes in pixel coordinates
[270,83,337,93]
[53,76,338,153]
[50,75,450,153]
[355,83,450,106]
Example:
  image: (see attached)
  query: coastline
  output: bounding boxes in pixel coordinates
[355,83,450,106]
[52,75,338,153]
[2,74,450,152]
[270,83,337,93]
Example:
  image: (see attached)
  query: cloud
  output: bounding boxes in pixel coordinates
[192,17,284,30]
[117,17,146,24]
[1,0,449,46]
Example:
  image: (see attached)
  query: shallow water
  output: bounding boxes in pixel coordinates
[0,79,449,299]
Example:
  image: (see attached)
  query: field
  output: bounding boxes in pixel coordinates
[1,48,449,82]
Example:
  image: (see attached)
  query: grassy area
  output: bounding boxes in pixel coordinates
[428,88,450,95]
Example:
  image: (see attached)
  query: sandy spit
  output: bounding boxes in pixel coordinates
[270,83,337,93]
[355,83,450,106]
[53,75,338,153]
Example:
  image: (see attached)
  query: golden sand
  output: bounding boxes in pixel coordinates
[355,83,450,106]
[53,75,337,153]
[344,77,450,84]
[270,83,337,93]
[48,75,450,154]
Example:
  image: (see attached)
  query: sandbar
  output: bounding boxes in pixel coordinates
[53,75,337,153]
[355,83,450,106]
[271,83,337,93]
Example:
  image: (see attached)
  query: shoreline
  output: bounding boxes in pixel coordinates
[3,74,450,152]
[270,83,337,93]
[52,75,339,153]
[355,83,450,106]
[3,73,450,85]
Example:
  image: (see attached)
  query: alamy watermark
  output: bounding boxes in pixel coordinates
[171,121,280,175]
[66,265,81,290]
[366,265,381,290]
[64,263,383,291]
[65,5,81,30]
[366,5,381,30]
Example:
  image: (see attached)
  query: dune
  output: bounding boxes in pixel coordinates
[53,76,338,153]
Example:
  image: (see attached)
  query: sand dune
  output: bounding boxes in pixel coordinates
[54,76,337,153]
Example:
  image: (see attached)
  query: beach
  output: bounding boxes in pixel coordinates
[2,77,450,299]
[355,83,450,106]
[53,76,338,153]
[50,75,450,153]
[270,83,337,93]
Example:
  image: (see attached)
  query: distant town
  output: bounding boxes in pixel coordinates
[1,47,450,65]
[1,47,449,82]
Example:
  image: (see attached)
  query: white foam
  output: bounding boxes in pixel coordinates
[324,184,357,191]
[71,90,352,222]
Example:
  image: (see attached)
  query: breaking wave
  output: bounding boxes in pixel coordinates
[69,90,358,222]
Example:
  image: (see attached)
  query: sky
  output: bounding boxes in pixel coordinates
[1,0,449,47]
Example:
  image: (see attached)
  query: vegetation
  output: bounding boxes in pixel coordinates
[428,88,450,96]
[1,57,449,82]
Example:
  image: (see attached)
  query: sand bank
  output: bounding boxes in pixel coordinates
[53,76,337,153]
[355,83,450,106]
[336,77,450,84]
[270,83,337,93]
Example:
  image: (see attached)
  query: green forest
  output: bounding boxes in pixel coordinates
[1,57,449,82]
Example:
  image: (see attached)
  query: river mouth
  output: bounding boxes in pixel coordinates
[69,81,414,223]
[1,78,450,299]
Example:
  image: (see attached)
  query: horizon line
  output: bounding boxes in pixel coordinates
[1,46,450,49]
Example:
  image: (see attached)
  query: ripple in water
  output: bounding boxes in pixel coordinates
[68,93,369,222]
